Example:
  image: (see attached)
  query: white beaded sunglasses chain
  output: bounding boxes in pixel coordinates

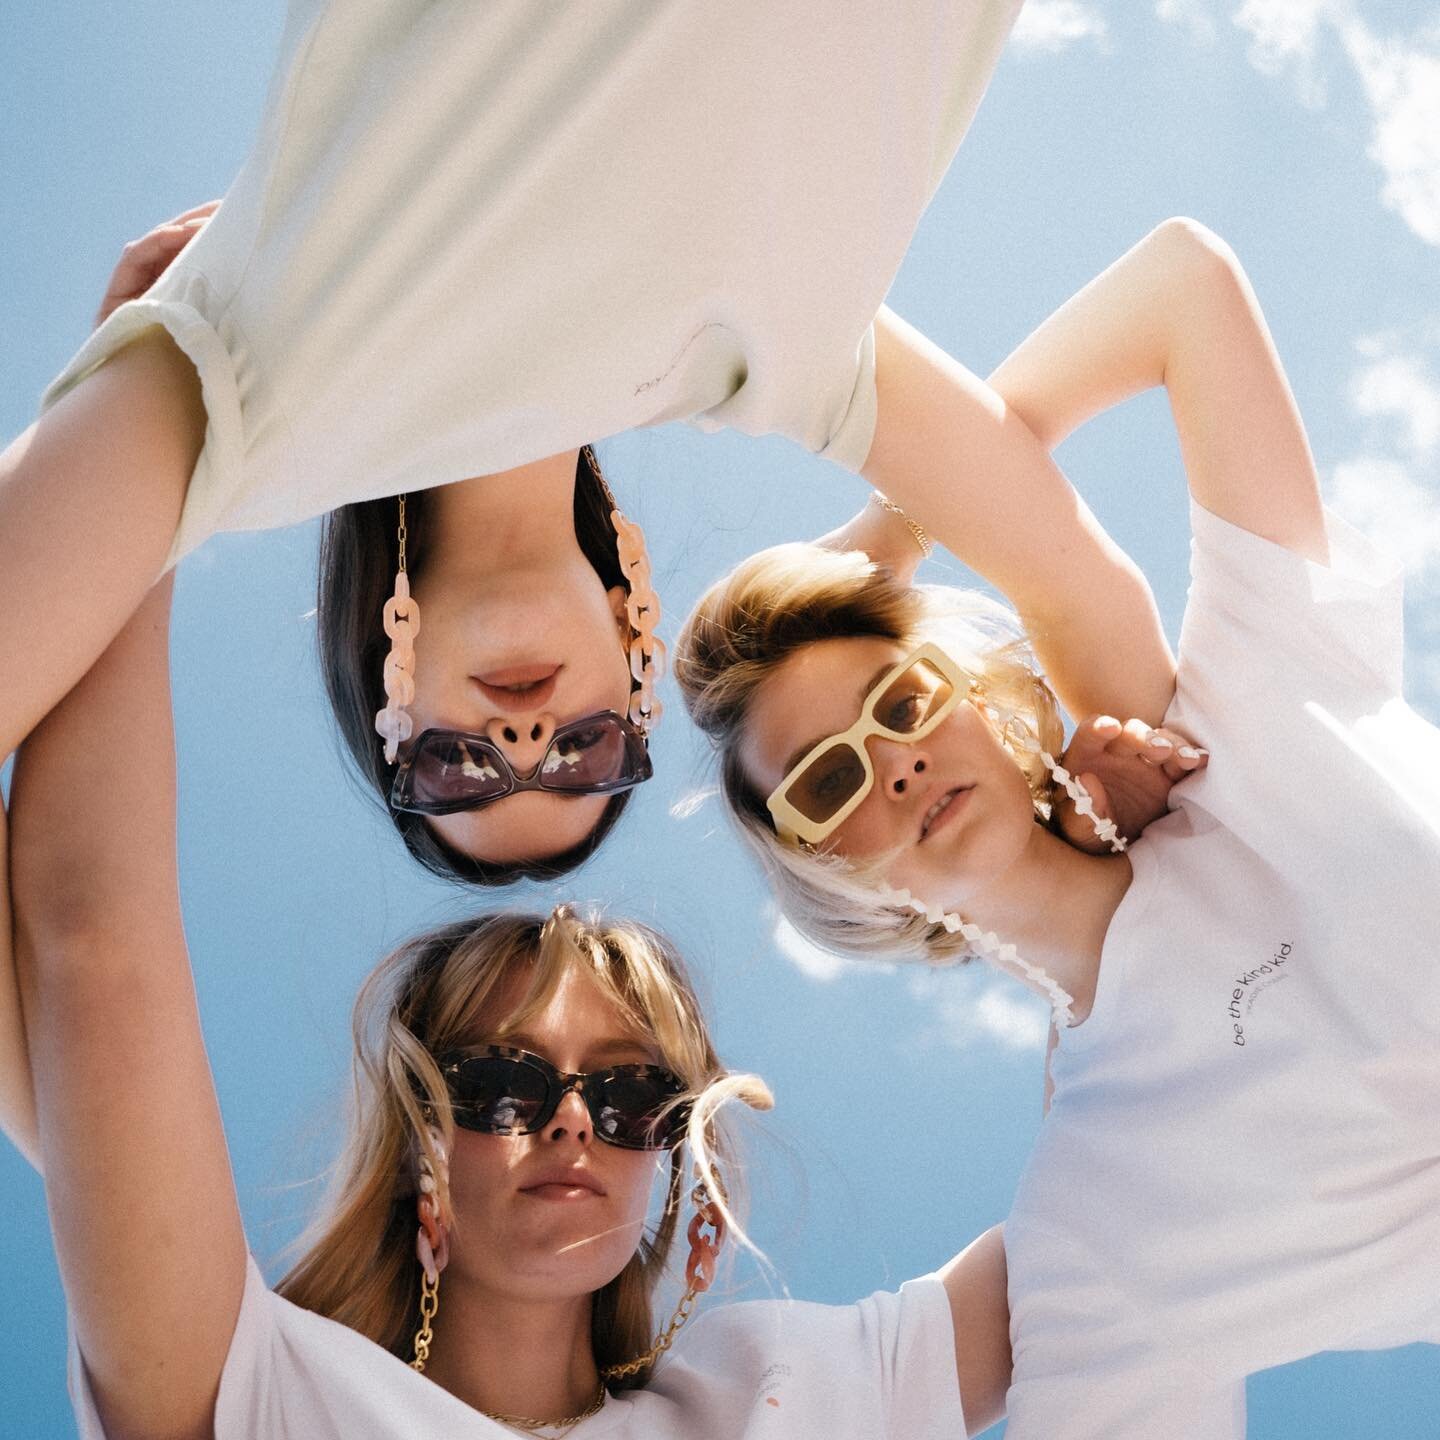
[817,495,1123,1029]
[373,449,667,764]
[879,710,1126,1032]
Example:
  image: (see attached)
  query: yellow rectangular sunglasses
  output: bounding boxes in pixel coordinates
[765,642,973,847]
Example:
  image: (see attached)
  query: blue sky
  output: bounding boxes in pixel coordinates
[3,3,1438,1436]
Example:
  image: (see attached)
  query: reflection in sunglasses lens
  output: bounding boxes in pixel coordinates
[872,660,953,734]
[413,736,509,805]
[789,742,867,823]
[544,719,627,790]
[453,1058,548,1131]
[598,1073,675,1144]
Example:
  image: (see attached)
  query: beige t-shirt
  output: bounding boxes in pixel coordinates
[43,0,1023,567]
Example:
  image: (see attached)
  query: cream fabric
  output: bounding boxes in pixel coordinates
[43,0,1022,568]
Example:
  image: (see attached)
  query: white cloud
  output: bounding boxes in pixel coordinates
[1156,0,1217,45]
[1350,342,1440,459]
[772,915,868,982]
[1322,331,1440,711]
[1233,0,1337,102]
[1326,455,1440,580]
[1012,0,1109,53]
[907,971,1051,1052]
[1338,21,1440,248]
[1221,2,1440,247]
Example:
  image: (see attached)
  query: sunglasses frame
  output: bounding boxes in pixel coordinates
[389,710,652,816]
[437,1044,689,1151]
[765,642,974,848]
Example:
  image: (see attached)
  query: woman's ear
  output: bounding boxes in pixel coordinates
[608,584,630,641]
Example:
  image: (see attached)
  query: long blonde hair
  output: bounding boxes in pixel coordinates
[278,907,771,1385]
[675,543,1064,966]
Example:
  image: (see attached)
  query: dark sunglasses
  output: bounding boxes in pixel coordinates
[390,711,652,816]
[438,1045,689,1150]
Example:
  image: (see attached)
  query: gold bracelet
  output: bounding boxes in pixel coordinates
[870,491,934,558]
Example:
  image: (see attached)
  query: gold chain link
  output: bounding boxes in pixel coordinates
[409,1269,439,1372]
[397,493,409,574]
[483,1379,609,1436]
[598,1280,700,1381]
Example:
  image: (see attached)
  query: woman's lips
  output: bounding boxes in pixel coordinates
[518,1169,606,1201]
[473,664,560,712]
[921,785,973,841]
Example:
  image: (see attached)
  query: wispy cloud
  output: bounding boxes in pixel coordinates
[768,914,1045,1052]
[1323,329,1440,709]
[1155,0,1217,46]
[772,915,874,982]
[1012,0,1109,53]
[907,971,1051,1052]
[1340,20,1440,248]
[1171,2,1440,247]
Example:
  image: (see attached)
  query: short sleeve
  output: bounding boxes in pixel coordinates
[1177,498,1404,712]
[642,1275,966,1440]
[70,1254,509,1440]
[39,288,247,573]
[1162,498,1415,889]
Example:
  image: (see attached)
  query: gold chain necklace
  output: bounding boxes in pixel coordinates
[483,1379,608,1437]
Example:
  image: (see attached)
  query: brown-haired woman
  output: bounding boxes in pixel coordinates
[5,583,1014,1439]
[0,2,1088,889]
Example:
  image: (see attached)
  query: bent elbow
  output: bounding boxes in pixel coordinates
[1150,215,1250,297]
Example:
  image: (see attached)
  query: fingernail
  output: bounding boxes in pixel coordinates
[1147,735,1172,749]
[1096,715,1120,729]
[1178,745,1200,759]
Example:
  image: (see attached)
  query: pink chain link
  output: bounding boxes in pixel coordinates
[375,570,421,763]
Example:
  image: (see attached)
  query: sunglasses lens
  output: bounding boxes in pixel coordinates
[785,742,868,825]
[449,1057,550,1133]
[408,735,510,808]
[541,717,635,791]
[593,1070,685,1148]
[869,658,954,735]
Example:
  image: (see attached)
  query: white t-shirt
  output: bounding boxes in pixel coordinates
[68,1255,966,1440]
[1004,501,1440,1439]
[41,0,1022,568]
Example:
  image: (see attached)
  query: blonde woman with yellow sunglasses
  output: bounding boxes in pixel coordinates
[678,218,1440,1436]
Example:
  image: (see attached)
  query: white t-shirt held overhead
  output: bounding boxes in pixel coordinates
[42,0,1022,568]
[69,1255,966,1440]
[1004,502,1440,1439]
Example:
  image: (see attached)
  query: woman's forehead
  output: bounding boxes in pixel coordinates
[465,957,657,1061]
[740,635,906,789]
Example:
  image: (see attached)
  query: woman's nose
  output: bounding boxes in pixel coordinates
[869,737,930,799]
[484,714,556,777]
[545,1085,592,1145]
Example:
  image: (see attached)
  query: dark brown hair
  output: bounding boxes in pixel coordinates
[317,451,635,886]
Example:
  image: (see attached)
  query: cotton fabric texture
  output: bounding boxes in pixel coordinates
[41,0,1022,569]
[68,1254,966,1439]
[1004,502,1440,1438]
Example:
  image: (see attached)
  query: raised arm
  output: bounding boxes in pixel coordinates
[0,790,39,1166]
[10,580,246,1439]
[939,1223,1012,1437]
[864,312,1175,726]
[863,218,1329,726]
[987,217,1327,562]
[0,206,212,762]
[0,208,216,1172]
